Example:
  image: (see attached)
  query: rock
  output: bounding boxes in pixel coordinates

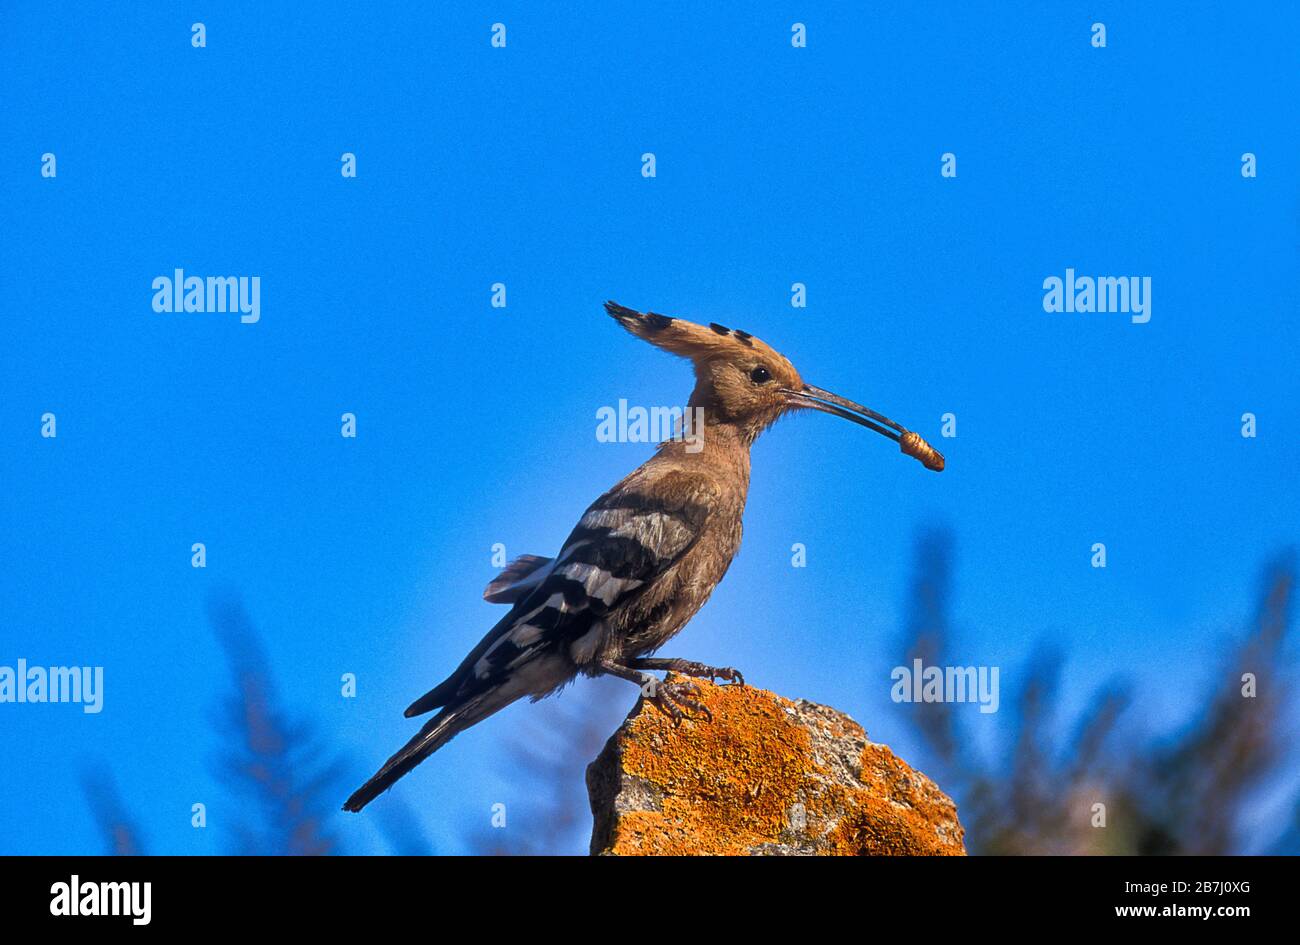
[587,676,965,855]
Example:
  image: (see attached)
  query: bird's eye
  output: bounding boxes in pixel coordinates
[749,366,772,384]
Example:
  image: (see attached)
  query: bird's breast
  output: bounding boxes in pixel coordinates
[611,504,746,656]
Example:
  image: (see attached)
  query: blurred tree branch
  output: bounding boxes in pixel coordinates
[81,768,145,856]
[208,595,347,856]
[897,532,1297,855]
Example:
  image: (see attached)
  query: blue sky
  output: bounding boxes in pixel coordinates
[1,3,1296,855]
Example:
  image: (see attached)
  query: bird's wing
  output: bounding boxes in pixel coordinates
[406,470,717,716]
[482,553,554,603]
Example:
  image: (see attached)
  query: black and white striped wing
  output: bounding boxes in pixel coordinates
[468,486,712,683]
[404,473,716,717]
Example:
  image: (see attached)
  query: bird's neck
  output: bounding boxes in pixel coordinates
[656,409,752,494]
[686,390,770,447]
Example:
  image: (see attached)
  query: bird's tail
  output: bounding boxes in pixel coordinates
[343,696,501,813]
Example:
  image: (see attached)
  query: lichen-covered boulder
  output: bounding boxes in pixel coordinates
[587,676,965,855]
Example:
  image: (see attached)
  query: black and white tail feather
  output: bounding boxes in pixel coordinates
[342,484,707,812]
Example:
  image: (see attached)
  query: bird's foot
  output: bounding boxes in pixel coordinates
[644,676,712,726]
[631,657,745,687]
[701,664,745,687]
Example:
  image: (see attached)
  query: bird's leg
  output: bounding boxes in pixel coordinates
[598,658,712,726]
[629,657,745,687]
[597,658,657,692]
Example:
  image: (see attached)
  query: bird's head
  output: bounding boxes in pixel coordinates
[605,301,943,471]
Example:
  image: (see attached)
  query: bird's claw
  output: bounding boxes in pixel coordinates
[713,666,745,687]
[649,678,713,725]
[669,659,745,687]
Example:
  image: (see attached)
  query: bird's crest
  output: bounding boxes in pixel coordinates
[604,300,793,372]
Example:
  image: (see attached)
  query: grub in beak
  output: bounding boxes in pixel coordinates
[783,384,945,472]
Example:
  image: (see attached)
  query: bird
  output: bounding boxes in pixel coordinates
[342,301,943,812]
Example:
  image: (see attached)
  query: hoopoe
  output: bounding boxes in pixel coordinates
[343,301,943,812]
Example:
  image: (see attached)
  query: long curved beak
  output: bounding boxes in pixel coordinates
[783,384,945,472]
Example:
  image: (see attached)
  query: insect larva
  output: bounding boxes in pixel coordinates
[900,430,945,472]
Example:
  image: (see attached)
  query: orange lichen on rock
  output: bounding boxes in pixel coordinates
[587,677,965,856]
